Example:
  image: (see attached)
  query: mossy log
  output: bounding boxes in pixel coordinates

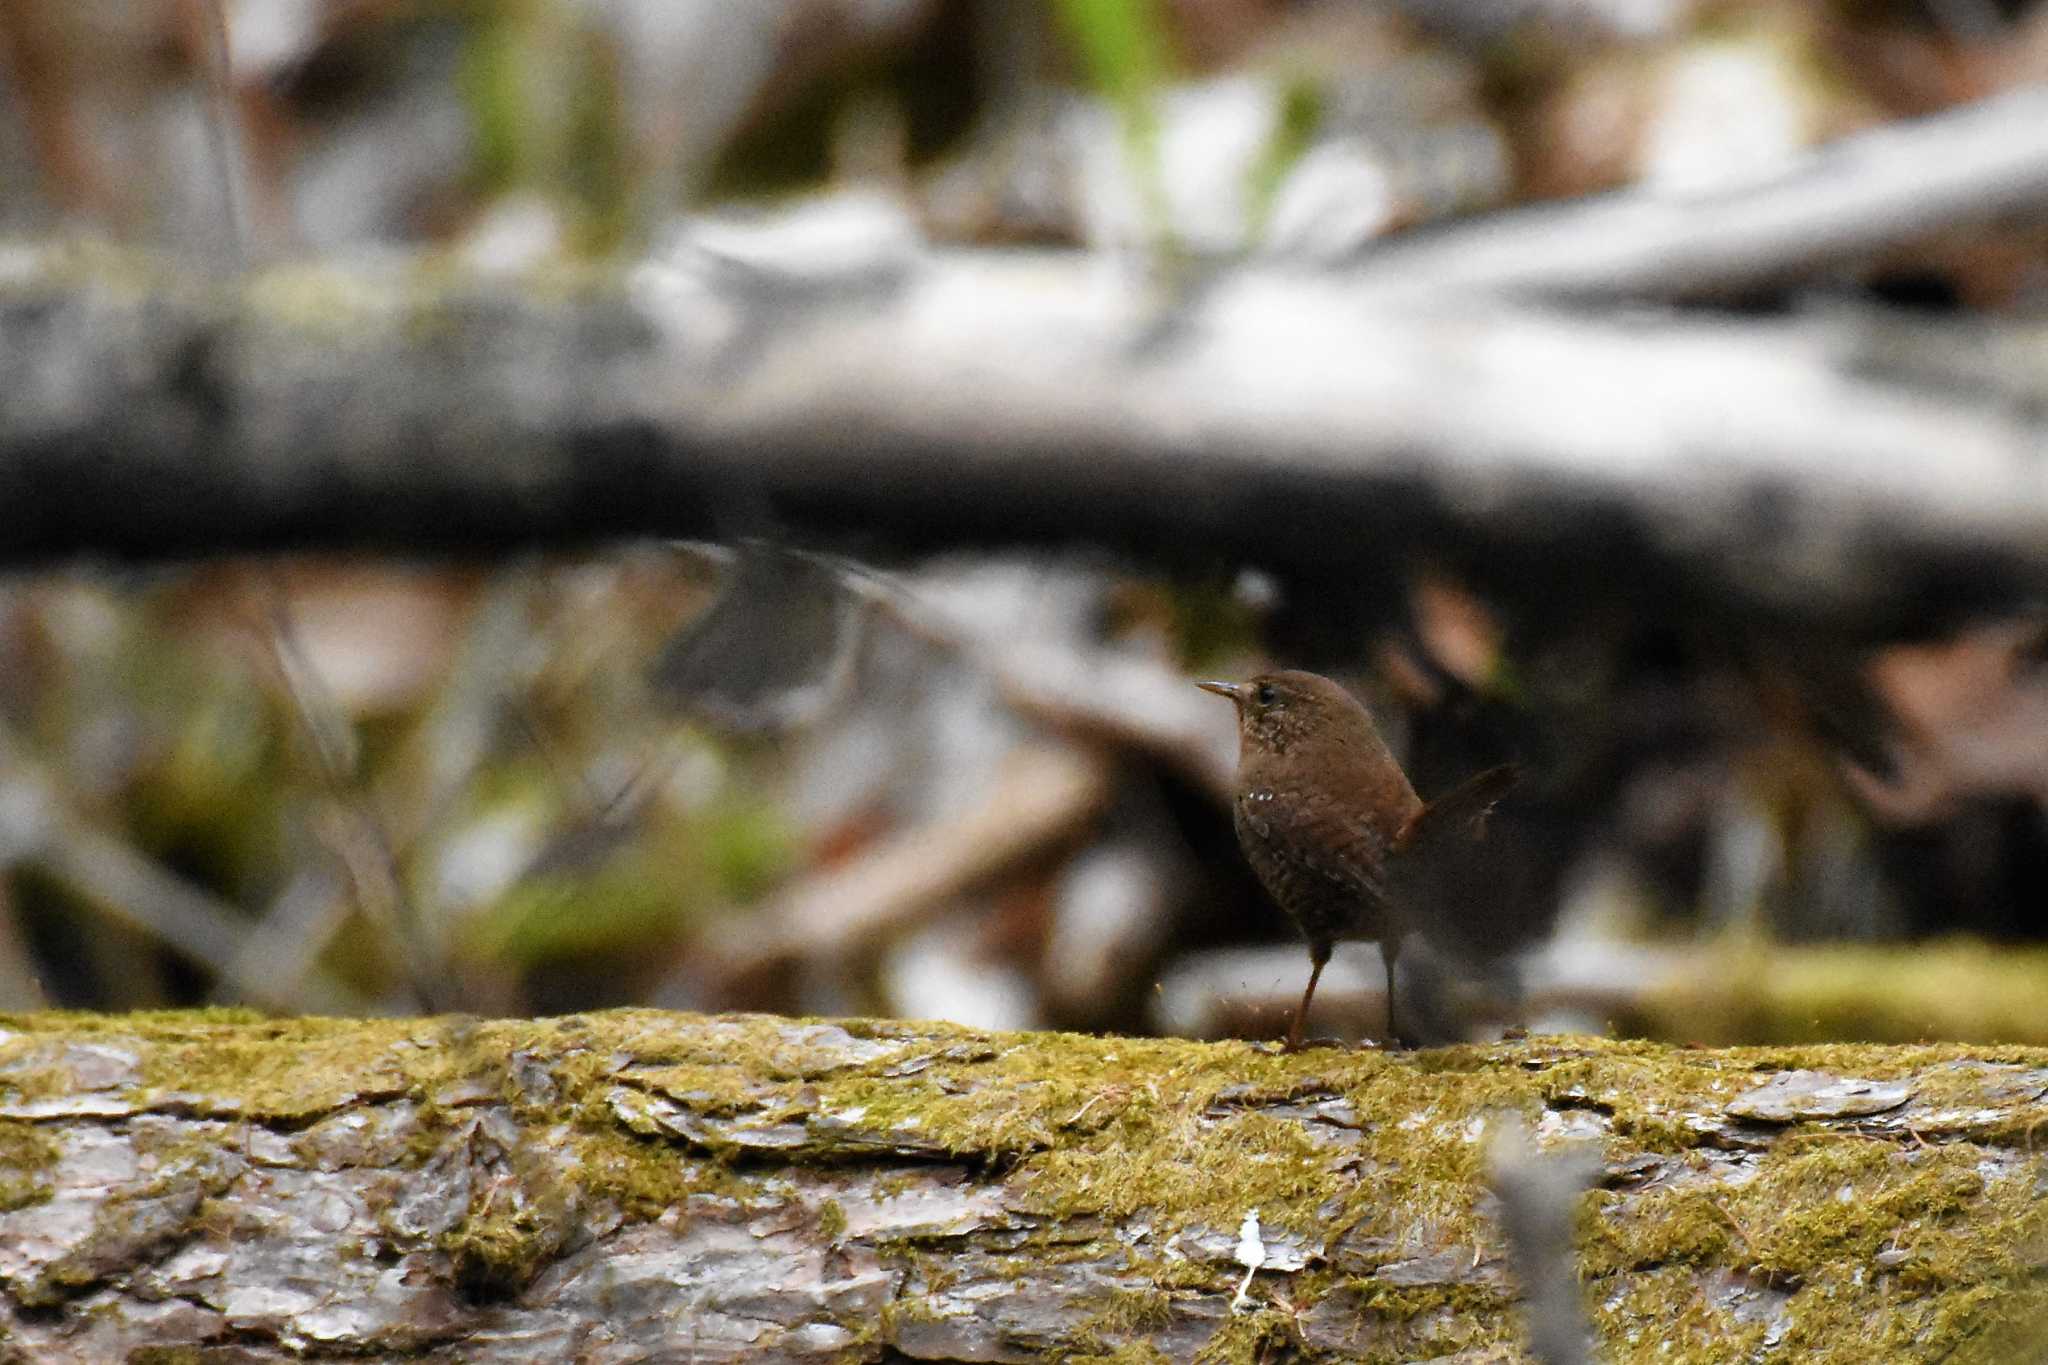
[1,1011,2046,1363]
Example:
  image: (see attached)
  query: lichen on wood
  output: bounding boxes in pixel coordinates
[0,1008,2044,1362]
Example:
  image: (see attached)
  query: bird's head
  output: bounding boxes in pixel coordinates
[1197,669,1376,756]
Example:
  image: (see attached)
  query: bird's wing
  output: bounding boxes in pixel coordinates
[1237,789,1394,908]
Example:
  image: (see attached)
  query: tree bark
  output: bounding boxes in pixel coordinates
[0,1010,2043,1362]
[4,235,2048,633]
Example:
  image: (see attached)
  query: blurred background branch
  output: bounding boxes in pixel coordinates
[1349,82,2048,299]
[2,241,2046,637]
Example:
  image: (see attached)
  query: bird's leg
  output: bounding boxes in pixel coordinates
[1383,938,1409,1051]
[1288,945,1331,1053]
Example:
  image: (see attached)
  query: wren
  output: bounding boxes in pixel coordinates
[1200,670,1516,1051]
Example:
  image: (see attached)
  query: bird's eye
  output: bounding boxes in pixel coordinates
[1254,683,1277,707]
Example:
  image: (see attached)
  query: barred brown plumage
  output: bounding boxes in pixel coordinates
[1199,670,1516,1051]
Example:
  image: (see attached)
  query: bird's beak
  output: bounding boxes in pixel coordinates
[1197,680,1245,705]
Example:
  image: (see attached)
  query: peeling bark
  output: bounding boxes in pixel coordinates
[0,1011,2044,1362]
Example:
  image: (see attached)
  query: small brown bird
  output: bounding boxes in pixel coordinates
[1200,670,1516,1050]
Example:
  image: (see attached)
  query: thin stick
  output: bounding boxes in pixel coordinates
[259,580,446,1013]
[184,0,253,268]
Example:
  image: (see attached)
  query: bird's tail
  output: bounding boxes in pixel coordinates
[1396,764,1519,853]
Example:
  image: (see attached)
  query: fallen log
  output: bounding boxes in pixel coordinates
[0,1010,2044,1362]
[5,237,2048,634]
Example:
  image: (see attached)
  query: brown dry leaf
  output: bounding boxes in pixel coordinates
[1851,622,2048,821]
[248,565,471,718]
[167,563,474,717]
[1411,576,1502,691]
[1526,54,1653,201]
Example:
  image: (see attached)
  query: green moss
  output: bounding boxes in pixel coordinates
[1346,1278,1506,1323]
[1085,1284,1175,1338]
[1057,1286,1183,1364]
[1592,1266,1770,1363]
[1637,939,2048,1046]
[1752,1141,1981,1278]
[128,1015,430,1121]
[452,1014,2048,1364]
[0,1056,75,1108]
[1581,1179,1734,1276]
[1191,1308,1295,1364]
[1060,1345,1174,1365]
[441,1180,575,1299]
[4,1010,2045,1362]
[0,1121,58,1211]
[1586,1141,2047,1362]
[0,1006,275,1036]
